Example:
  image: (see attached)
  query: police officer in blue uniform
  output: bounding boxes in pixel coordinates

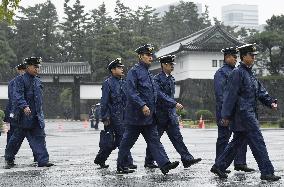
[89,105,96,128]
[4,63,26,145]
[4,63,37,167]
[94,58,136,170]
[4,57,54,169]
[213,47,254,173]
[94,103,101,130]
[211,44,281,181]
[144,55,202,168]
[116,44,179,175]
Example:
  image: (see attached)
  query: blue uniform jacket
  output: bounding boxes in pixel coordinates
[124,62,157,126]
[154,71,177,125]
[100,75,126,125]
[221,62,274,132]
[4,78,17,123]
[214,63,235,125]
[14,72,45,129]
[95,106,101,119]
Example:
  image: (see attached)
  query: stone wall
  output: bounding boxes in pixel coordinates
[177,77,284,121]
[1,77,283,121]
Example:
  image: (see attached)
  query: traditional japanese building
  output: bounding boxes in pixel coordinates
[150,23,244,81]
[0,62,94,120]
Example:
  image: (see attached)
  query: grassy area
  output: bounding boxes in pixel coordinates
[181,120,281,129]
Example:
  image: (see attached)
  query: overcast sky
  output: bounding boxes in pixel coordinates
[20,0,284,25]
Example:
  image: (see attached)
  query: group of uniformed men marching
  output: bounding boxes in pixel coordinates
[3,43,281,181]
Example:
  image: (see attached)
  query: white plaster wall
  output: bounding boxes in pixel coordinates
[151,51,224,81]
[80,85,102,99]
[0,85,8,99]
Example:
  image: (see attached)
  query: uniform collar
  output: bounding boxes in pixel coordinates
[111,75,122,80]
[223,62,235,69]
[161,70,172,78]
[240,62,253,70]
[138,61,150,69]
[25,72,35,78]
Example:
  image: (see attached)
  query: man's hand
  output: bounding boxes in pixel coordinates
[103,119,110,126]
[176,103,183,111]
[221,118,230,127]
[271,102,278,110]
[271,99,278,110]
[142,105,151,116]
[24,107,31,115]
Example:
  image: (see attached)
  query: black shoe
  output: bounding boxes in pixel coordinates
[182,158,202,168]
[38,162,54,167]
[260,174,281,181]
[161,161,179,175]
[117,167,135,174]
[128,164,137,169]
[210,165,228,179]
[4,160,15,169]
[225,170,231,174]
[234,165,255,172]
[144,163,159,169]
[94,160,109,168]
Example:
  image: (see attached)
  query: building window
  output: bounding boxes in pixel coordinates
[219,60,224,67]
[212,60,217,67]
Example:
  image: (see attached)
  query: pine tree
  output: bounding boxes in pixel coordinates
[0,21,16,81]
[60,0,89,62]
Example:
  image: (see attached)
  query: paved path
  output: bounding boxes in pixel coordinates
[0,121,283,186]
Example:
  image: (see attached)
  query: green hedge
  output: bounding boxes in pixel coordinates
[0,109,4,128]
[177,109,187,119]
[195,109,213,120]
[279,118,284,128]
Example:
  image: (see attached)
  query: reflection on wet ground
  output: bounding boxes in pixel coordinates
[0,121,283,186]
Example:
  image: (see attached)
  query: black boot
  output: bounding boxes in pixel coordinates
[128,164,137,169]
[210,165,228,179]
[260,174,281,181]
[144,163,159,169]
[225,170,231,174]
[4,160,15,169]
[182,158,202,168]
[161,161,179,175]
[38,162,55,167]
[94,160,109,168]
[117,166,135,174]
[234,165,255,172]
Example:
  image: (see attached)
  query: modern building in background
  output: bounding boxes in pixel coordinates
[222,4,259,29]
[154,1,202,17]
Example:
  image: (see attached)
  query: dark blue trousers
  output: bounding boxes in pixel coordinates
[5,121,26,160]
[5,123,49,165]
[7,124,16,146]
[90,120,95,128]
[145,122,193,164]
[215,126,247,165]
[94,118,99,129]
[215,129,274,175]
[117,124,169,168]
[95,123,133,165]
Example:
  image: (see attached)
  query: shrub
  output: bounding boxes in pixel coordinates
[195,110,213,120]
[278,118,284,128]
[0,109,4,128]
[177,109,187,119]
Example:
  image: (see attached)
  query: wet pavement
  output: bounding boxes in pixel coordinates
[0,121,283,187]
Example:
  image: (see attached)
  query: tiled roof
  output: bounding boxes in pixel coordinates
[40,62,91,75]
[156,24,244,57]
